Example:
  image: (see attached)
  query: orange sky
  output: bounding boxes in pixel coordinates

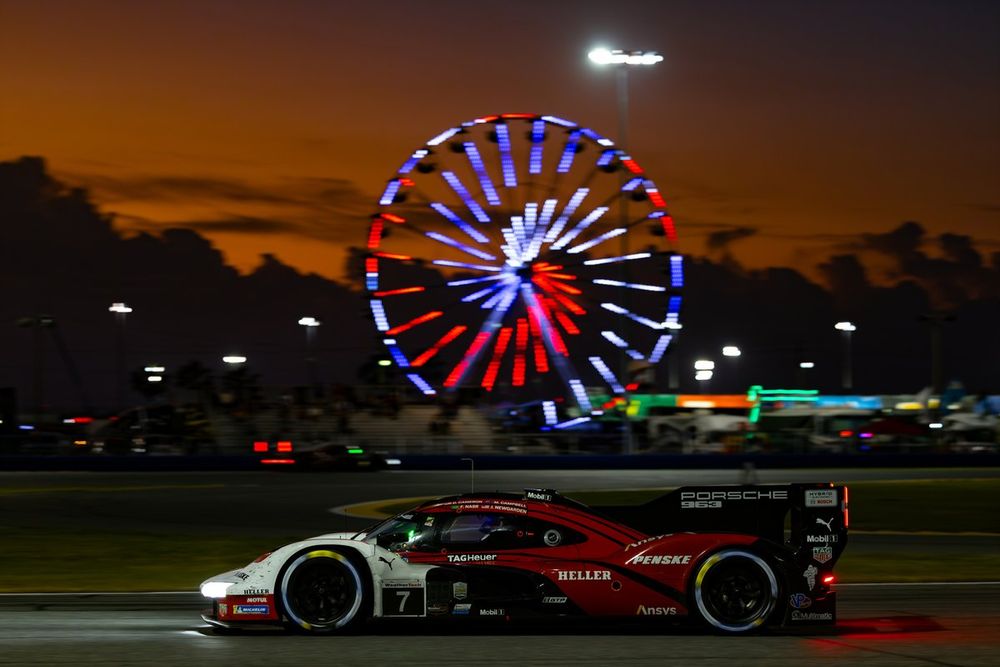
[2,0,998,284]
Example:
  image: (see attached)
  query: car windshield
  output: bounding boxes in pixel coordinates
[362,512,437,551]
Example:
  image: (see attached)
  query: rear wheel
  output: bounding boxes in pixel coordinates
[692,549,778,634]
[279,549,367,633]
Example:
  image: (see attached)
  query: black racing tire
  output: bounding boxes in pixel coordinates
[691,548,779,634]
[278,548,370,634]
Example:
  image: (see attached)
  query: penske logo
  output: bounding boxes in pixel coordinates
[626,554,691,565]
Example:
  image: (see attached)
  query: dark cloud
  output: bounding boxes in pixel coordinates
[705,226,758,251]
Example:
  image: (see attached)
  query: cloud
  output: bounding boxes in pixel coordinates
[705,226,758,251]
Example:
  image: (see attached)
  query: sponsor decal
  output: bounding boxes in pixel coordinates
[233,605,269,615]
[803,564,818,590]
[788,593,812,609]
[479,608,505,616]
[218,603,227,616]
[453,582,468,600]
[447,554,497,563]
[452,603,471,615]
[379,556,395,570]
[806,534,839,544]
[542,529,562,547]
[805,489,837,508]
[625,535,667,550]
[245,597,268,603]
[815,516,835,532]
[626,554,691,566]
[542,596,568,604]
[234,571,249,581]
[636,605,678,615]
[557,570,612,581]
[812,546,834,564]
[241,589,268,596]
[680,489,788,509]
[525,490,553,502]
[791,610,833,622]
[384,579,423,588]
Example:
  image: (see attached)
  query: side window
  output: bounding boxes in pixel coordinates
[437,513,585,550]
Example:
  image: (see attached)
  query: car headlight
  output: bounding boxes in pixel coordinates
[200,581,232,599]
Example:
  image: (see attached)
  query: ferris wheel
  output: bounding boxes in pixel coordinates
[364,113,683,427]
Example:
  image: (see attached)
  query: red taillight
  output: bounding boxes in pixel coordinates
[261,458,295,465]
[276,441,293,453]
[843,486,850,528]
[839,430,853,437]
[823,574,836,585]
[253,441,268,453]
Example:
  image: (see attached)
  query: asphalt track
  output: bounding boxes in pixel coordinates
[0,583,997,666]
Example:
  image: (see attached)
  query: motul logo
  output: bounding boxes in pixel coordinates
[637,605,677,615]
[557,570,611,581]
[626,554,691,565]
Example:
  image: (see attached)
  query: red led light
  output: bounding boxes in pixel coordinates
[647,189,667,208]
[839,430,853,438]
[621,158,644,174]
[500,113,535,119]
[71,416,94,424]
[252,441,268,453]
[411,325,467,367]
[373,286,425,297]
[261,459,295,465]
[444,331,491,387]
[554,310,579,335]
[660,214,676,241]
[625,383,639,392]
[843,486,850,527]
[385,310,443,336]
[367,219,383,249]
[365,258,378,273]
[398,177,415,186]
[374,252,411,261]
[481,327,513,391]
[276,441,293,453]
[512,318,528,387]
[381,213,405,223]
[822,575,836,585]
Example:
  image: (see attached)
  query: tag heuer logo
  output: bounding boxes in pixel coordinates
[812,546,833,564]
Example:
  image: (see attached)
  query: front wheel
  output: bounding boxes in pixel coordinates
[279,549,368,633]
[692,549,778,634]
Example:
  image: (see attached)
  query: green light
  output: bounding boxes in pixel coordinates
[407,529,416,541]
[749,405,761,423]
[347,448,365,455]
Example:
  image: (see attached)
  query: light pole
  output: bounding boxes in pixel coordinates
[834,321,856,390]
[298,316,321,390]
[694,359,715,393]
[588,46,662,455]
[109,302,133,410]
[722,345,741,392]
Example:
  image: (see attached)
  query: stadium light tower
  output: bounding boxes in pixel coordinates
[108,302,134,409]
[588,46,662,456]
[834,321,857,390]
[298,316,321,388]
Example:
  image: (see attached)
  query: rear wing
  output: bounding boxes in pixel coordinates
[596,483,848,565]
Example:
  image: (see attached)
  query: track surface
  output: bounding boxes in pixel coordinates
[1,584,997,666]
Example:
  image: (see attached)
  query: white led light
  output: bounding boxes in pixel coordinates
[200,581,232,599]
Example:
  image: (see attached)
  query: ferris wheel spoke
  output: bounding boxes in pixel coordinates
[565,227,627,255]
[528,119,546,176]
[481,326,514,391]
[441,171,491,224]
[588,355,625,394]
[591,279,667,292]
[425,231,497,261]
[549,205,610,251]
[494,122,518,189]
[544,187,590,243]
[384,310,444,336]
[429,202,490,244]
[410,325,469,368]
[463,142,501,206]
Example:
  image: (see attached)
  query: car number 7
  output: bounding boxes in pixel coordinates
[396,590,410,613]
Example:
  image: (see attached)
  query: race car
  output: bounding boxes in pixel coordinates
[199,483,847,634]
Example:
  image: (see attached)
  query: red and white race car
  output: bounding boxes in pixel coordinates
[200,483,847,634]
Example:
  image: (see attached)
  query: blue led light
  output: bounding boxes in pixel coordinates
[579,127,613,146]
[663,295,682,330]
[592,279,666,292]
[524,203,538,235]
[442,171,490,223]
[426,231,496,261]
[427,126,461,146]
[543,400,558,425]
[464,142,500,206]
[541,115,577,128]
[601,331,629,348]
[462,282,506,303]
[550,205,609,250]
[386,343,411,368]
[582,252,652,266]
[379,180,401,206]
[433,259,502,272]
[566,227,625,254]
[504,223,525,262]
[596,149,617,167]
[495,123,517,188]
[370,300,389,332]
[398,149,429,174]
[482,282,516,310]
[365,270,378,291]
[626,349,646,360]
[430,202,490,244]
[557,130,582,174]
[529,119,545,175]
[554,416,591,430]
[670,255,684,287]
[568,379,593,412]
[600,302,665,330]
[406,373,437,395]
[622,177,644,192]
[525,199,557,260]
[589,356,624,394]
[447,275,505,287]
[647,211,665,218]
[545,187,590,243]
[648,335,673,363]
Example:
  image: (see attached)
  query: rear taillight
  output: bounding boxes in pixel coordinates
[276,441,293,453]
[843,486,850,528]
[253,441,268,453]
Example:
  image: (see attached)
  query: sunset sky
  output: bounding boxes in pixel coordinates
[2,0,998,284]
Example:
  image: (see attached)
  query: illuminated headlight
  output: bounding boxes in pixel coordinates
[200,581,232,599]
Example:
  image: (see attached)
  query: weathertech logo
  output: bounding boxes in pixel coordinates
[626,554,691,566]
[557,570,611,581]
[636,605,677,615]
[447,554,497,563]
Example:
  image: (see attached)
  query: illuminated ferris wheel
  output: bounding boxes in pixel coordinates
[364,113,683,426]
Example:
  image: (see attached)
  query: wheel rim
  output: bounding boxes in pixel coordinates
[694,550,777,633]
[281,550,363,630]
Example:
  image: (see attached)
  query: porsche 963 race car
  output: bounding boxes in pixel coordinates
[200,483,847,634]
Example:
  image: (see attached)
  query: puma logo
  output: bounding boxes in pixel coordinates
[379,556,395,570]
[815,517,834,532]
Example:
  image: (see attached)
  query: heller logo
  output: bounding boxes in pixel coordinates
[626,554,691,566]
[447,554,497,563]
[636,605,677,615]
[805,489,837,508]
[557,570,611,581]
